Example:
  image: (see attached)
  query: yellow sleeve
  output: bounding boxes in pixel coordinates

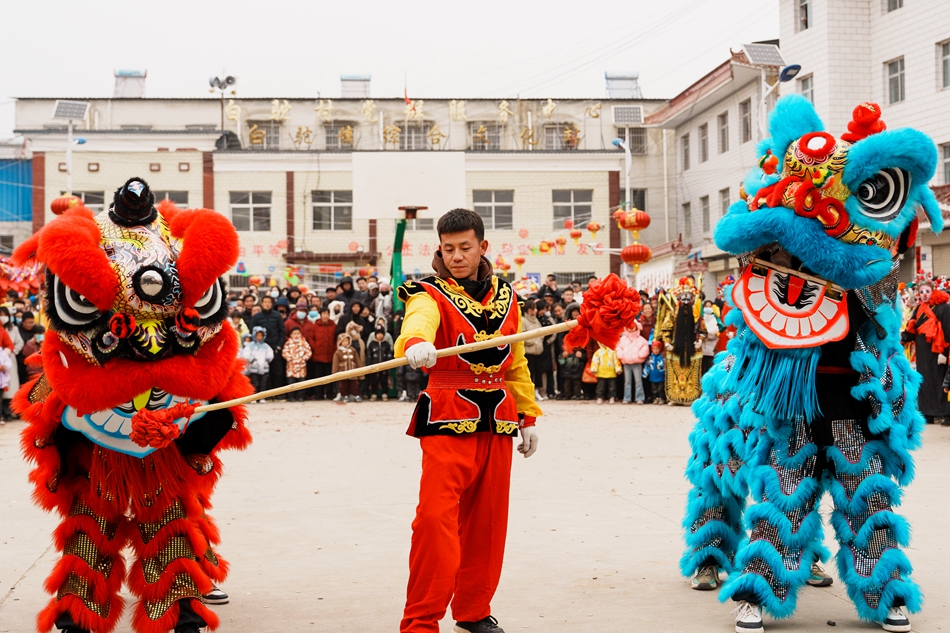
[504,309,543,419]
[394,292,440,357]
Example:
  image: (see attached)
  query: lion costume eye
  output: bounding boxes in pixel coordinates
[856,168,909,222]
[193,279,224,320]
[52,275,101,326]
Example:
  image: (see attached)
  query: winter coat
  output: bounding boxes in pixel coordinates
[643,352,666,382]
[558,348,587,380]
[332,339,363,374]
[345,322,366,365]
[307,319,338,364]
[537,313,556,372]
[0,348,12,391]
[366,338,394,366]
[3,325,23,398]
[231,319,249,347]
[590,345,622,379]
[282,335,313,378]
[250,308,286,350]
[372,291,394,326]
[22,339,43,378]
[616,327,650,365]
[241,329,275,375]
[522,313,543,356]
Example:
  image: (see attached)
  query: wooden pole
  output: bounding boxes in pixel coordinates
[193,319,577,414]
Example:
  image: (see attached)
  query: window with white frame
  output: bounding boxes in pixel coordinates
[698,123,709,163]
[798,0,811,31]
[399,122,432,150]
[552,190,592,230]
[324,123,356,150]
[229,275,250,289]
[887,0,903,11]
[943,144,950,185]
[469,123,503,150]
[887,58,905,104]
[65,191,105,212]
[621,189,647,211]
[941,41,950,89]
[393,218,434,231]
[247,121,280,150]
[230,192,271,232]
[683,202,692,237]
[473,190,514,230]
[717,112,729,154]
[617,127,647,155]
[0,235,14,253]
[799,75,814,103]
[551,272,595,286]
[739,100,752,143]
[701,196,710,232]
[312,190,352,231]
[719,187,731,217]
[154,191,189,206]
[545,124,579,150]
[681,134,690,170]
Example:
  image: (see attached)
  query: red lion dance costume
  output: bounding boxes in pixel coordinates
[12,178,253,633]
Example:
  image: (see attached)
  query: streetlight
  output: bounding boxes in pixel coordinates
[741,43,800,139]
[209,76,237,131]
[758,64,801,137]
[611,137,632,213]
[51,100,91,195]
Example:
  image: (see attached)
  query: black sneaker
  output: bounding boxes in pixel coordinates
[454,615,505,633]
[201,586,229,605]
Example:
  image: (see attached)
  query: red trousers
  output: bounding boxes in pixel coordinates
[400,434,513,633]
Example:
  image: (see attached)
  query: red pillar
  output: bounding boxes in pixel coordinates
[202,152,214,209]
[32,152,45,233]
[608,171,621,277]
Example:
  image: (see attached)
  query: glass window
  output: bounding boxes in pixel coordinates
[942,42,950,89]
[399,122,431,150]
[888,58,905,104]
[617,127,647,155]
[681,134,690,171]
[798,0,810,31]
[701,196,710,232]
[473,190,514,230]
[394,218,434,231]
[552,190,593,230]
[229,191,271,232]
[682,202,692,237]
[943,144,950,185]
[739,100,752,143]
[154,191,189,206]
[887,0,903,11]
[311,190,353,231]
[719,188,731,216]
[66,191,105,212]
[324,123,355,150]
[621,189,647,211]
[717,112,729,154]
[698,124,709,163]
[469,123,503,150]
[545,124,580,150]
[247,121,280,150]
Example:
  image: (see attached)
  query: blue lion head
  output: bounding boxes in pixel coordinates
[715,95,941,291]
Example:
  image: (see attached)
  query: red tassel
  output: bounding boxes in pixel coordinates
[129,402,196,448]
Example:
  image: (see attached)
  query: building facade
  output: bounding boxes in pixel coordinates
[14,90,675,288]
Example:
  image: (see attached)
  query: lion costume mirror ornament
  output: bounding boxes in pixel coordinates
[13,178,253,633]
[681,96,941,627]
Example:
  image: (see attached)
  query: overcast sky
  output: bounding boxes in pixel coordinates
[0,0,778,138]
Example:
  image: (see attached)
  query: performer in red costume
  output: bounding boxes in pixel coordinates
[13,178,252,633]
[395,208,541,633]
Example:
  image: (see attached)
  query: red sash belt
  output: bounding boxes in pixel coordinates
[426,370,506,390]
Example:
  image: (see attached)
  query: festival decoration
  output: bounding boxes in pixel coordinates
[619,209,651,240]
[587,221,601,240]
[0,256,42,294]
[514,255,525,272]
[620,243,652,273]
[50,195,82,215]
[236,261,247,275]
[518,228,529,239]
[248,275,263,286]
[563,218,574,230]
[555,236,567,254]
[539,241,551,255]
[570,229,583,245]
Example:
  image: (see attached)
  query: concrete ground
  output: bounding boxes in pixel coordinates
[1,399,948,633]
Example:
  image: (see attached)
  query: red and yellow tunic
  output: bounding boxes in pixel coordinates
[395,275,541,437]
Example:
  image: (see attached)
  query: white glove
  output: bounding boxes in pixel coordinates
[939,354,947,365]
[665,342,673,351]
[405,342,438,369]
[518,426,539,458]
[694,340,703,350]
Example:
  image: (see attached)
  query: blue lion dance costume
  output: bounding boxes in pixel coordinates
[681,95,941,629]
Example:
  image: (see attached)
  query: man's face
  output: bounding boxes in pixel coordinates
[439,230,488,280]
[311,297,322,309]
[561,289,574,303]
[547,276,557,289]
[261,297,274,311]
[251,305,262,316]
[23,317,35,330]
[243,297,254,309]
[544,295,554,305]
[357,279,368,291]
[327,289,337,300]
[572,282,581,292]
[320,311,330,323]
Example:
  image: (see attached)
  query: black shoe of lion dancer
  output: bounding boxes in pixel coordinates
[455,615,505,633]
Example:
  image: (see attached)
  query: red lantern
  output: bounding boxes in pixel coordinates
[612,209,625,223]
[539,241,551,255]
[587,221,602,240]
[514,255,526,272]
[51,195,82,215]
[570,229,583,245]
[555,236,567,254]
[563,218,574,230]
[621,244,653,273]
[619,210,651,239]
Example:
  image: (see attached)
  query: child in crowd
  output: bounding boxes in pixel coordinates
[21,325,45,379]
[643,339,667,404]
[616,321,649,404]
[282,326,313,402]
[332,332,362,403]
[590,342,622,404]
[0,340,13,424]
[401,363,424,402]
[365,327,394,400]
[241,326,274,401]
[558,344,587,401]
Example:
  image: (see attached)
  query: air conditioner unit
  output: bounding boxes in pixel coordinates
[612,105,643,125]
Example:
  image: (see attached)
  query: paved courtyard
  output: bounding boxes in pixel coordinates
[1,400,947,632]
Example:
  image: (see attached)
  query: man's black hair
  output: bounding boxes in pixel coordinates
[587,275,598,282]
[437,208,485,242]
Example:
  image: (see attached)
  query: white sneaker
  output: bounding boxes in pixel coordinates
[535,390,545,401]
[333,393,343,402]
[398,390,408,402]
[732,601,763,633]
[882,607,911,632]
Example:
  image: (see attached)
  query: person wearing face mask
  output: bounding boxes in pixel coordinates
[903,279,950,424]
[372,281,394,327]
[306,306,338,400]
[698,300,725,376]
[0,306,23,420]
[285,300,311,336]
[21,325,46,378]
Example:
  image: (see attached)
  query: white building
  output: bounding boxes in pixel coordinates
[14,74,676,290]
